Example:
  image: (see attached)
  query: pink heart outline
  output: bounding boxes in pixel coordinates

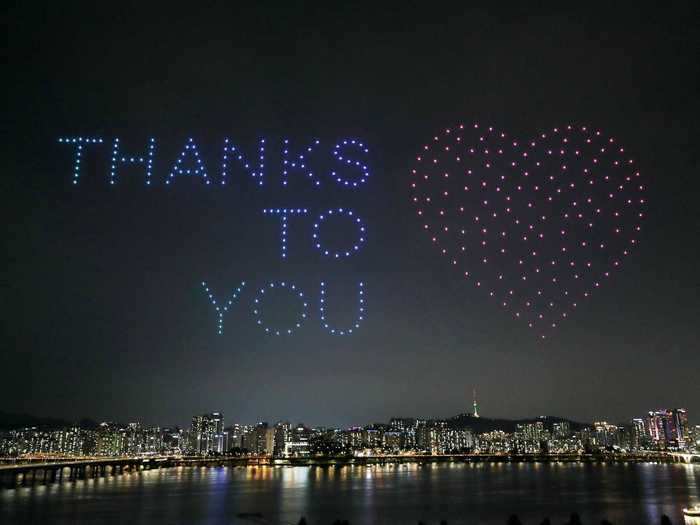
[410,123,645,339]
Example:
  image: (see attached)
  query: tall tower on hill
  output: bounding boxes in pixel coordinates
[472,388,480,418]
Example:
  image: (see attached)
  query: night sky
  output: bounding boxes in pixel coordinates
[4,3,699,428]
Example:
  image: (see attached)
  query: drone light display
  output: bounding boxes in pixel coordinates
[59,125,645,339]
[59,135,371,336]
[58,136,370,188]
[320,281,365,335]
[410,123,645,338]
[201,281,246,335]
[253,281,309,336]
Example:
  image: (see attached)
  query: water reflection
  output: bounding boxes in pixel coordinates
[683,464,700,525]
[1,463,698,525]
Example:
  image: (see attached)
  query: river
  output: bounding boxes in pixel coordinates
[2,462,698,524]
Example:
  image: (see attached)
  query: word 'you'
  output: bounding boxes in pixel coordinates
[202,280,365,336]
[59,135,373,337]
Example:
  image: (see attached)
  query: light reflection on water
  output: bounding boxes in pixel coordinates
[1,463,698,525]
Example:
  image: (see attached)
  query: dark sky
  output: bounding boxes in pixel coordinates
[3,3,699,429]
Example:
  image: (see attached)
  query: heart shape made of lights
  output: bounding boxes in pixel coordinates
[410,123,645,338]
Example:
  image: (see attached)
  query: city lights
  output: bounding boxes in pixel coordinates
[2,406,694,460]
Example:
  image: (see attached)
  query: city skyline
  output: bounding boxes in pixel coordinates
[2,405,695,460]
[3,402,693,439]
[2,388,696,431]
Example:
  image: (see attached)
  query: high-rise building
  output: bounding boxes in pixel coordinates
[162,427,184,454]
[191,416,206,453]
[248,422,274,455]
[226,423,251,451]
[274,422,292,457]
[644,409,690,449]
[477,430,512,454]
[211,412,226,453]
[553,421,571,439]
[284,424,311,457]
[592,421,621,448]
[515,422,547,453]
[191,412,225,454]
[95,422,126,456]
[631,418,649,450]
[388,418,415,432]
[645,410,667,446]
[383,431,402,452]
[516,422,544,442]
[240,425,257,452]
[342,427,364,450]
[272,421,311,457]
[389,418,417,449]
[415,420,430,451]
[670,408,690,449]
